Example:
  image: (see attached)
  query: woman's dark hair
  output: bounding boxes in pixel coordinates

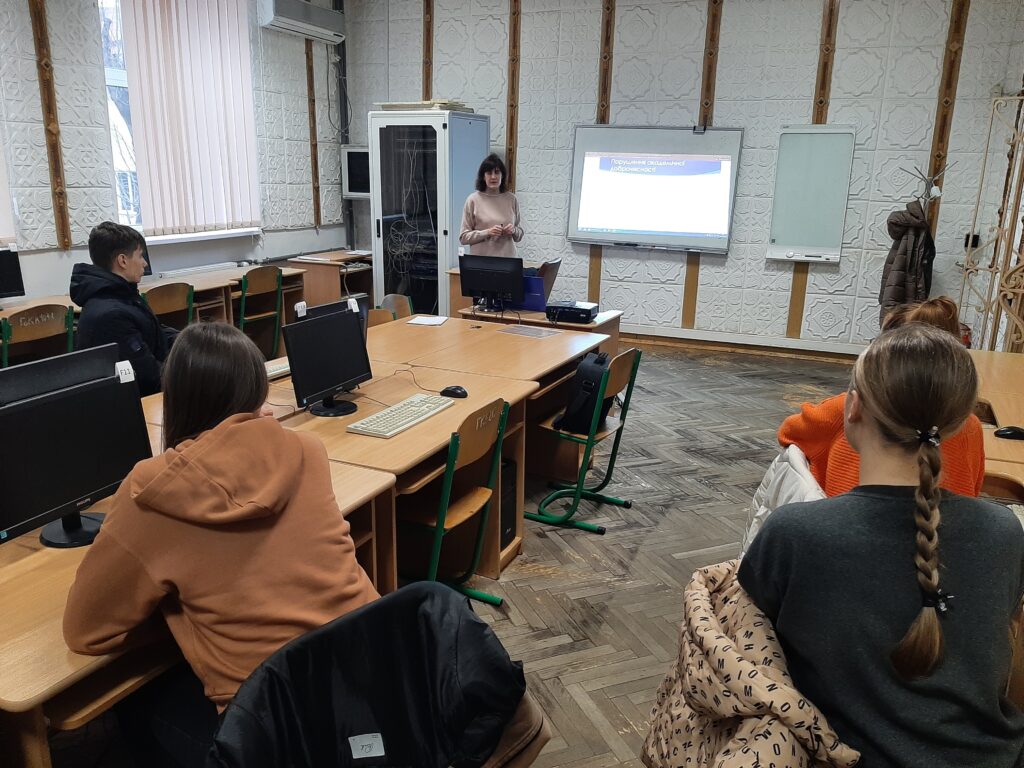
[88,221,146,271]
[475,153,507,193]
[162,322,269,449]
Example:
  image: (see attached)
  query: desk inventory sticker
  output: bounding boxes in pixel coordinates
[348,733,385,759]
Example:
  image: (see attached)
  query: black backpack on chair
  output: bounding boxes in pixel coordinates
[553,351,613,434]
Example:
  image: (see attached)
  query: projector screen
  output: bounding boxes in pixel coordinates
[567,126,742,253]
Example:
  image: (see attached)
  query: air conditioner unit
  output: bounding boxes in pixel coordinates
[258,0,345,45]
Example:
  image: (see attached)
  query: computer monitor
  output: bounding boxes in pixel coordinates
[0,249,25,308]
[282,309,372,417]
[341,146,370,200]
[297,296,369,338]
[459,255,525,311]
[0,345,153,548]
[142,242,153,277]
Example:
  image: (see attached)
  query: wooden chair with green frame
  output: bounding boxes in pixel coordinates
[525,348,642,535]
[236,265,282,358]
[397,398,510,606]
[141,282,194,330]
[1,304,75,368]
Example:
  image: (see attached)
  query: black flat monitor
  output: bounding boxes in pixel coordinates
[460,255,524,311]
[0,249,25,307]
[282,309,372,417]
[0,345,153,548]
[142,242,153,277]
[299,297,369,338]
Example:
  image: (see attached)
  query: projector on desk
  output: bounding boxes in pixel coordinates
[546,301,599,324]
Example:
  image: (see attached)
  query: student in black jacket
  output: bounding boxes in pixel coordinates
[70,222,177,396]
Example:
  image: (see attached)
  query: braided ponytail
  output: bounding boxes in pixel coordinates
[851,323,978,681]
[890,441,944,678]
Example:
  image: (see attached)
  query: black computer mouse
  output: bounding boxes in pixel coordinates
[440,385,468,399]
[994,425,1024,440]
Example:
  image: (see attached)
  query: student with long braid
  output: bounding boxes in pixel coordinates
[740,324,1024,767]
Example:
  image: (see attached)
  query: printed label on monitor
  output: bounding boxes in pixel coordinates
[115,361,136,384]
[576,152,732,241]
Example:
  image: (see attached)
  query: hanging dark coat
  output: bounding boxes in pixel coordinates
[878,200,935,325]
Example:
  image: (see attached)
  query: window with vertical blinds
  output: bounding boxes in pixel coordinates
[121,0,261,235]
[0,147,16,247]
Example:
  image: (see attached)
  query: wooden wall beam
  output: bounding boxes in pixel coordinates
[588,0,616,303]
[680,0,724,328]
[422,0,433,101]
[28,0,71,250]
[785,0,839,339]
[305,40,322,228]
[505,0,522,191]
[927,0,971,234]
[698,0,723,127]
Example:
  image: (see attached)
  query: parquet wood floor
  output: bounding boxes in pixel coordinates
[49,344,852,767]
[469,344,852,767]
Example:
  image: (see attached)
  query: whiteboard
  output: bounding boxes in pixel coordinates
[566,125,742,253]
[767,126,855,264]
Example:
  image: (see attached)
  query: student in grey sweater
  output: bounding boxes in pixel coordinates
[740,323,1024,768]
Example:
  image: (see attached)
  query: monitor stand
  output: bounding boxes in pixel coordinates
[311,394,357,417]
[40,511,104,548]
[474,297,507,314]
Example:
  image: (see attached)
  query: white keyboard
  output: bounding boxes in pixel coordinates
[347,394,453,438]
[265,360,290,380]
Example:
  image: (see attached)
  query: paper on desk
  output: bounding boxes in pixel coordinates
[349,249,372,256]
[407,316,447,326]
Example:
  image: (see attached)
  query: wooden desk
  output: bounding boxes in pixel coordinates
[970,349,1024,396]
[287,252,373,308]
[0,463,395,767]
[0,295,76,319]
[286,364,538,577]
[984,426,1024,466]
[457,307,622,354]
[984,459,1024,502]
[409,323,608,384]
[367,316,504,364]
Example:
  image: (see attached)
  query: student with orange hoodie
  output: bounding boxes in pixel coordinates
[777,297,984,497]
[63,322,378,766]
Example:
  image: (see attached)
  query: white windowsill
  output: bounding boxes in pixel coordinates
[145,227,262,247]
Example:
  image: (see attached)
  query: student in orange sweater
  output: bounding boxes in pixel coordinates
[63,322,378,766]
[778,297,985,497]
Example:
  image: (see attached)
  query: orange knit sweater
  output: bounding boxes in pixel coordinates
[778,393,985,498]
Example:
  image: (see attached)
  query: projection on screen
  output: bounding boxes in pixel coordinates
[567,126,743,253]
[577,153,732,242]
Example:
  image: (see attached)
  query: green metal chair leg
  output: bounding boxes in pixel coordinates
[451,583,503,606]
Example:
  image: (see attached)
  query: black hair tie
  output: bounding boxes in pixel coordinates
[922,588,954,614]
[917,425,940,447]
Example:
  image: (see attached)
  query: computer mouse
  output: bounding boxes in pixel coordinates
[994,425,1024,440]
[440,385,468,399]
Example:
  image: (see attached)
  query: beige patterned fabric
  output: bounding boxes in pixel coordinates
[642,560,861,768]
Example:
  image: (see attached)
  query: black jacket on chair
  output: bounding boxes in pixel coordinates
[207,582,527,768]
[69,263,176,396]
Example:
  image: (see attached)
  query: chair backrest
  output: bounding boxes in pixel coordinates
[241,265,282,297]
[1,304,74,368]
[604,347,639,399]
[380,294,413,319]
[367,308,395,327]
[142,282,193,321]
[207,582,529,768]
[454,398,506,470]
[2,304,73,345]
[537,259,561,300]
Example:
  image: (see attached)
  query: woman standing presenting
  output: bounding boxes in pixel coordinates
[460,153,524,257]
